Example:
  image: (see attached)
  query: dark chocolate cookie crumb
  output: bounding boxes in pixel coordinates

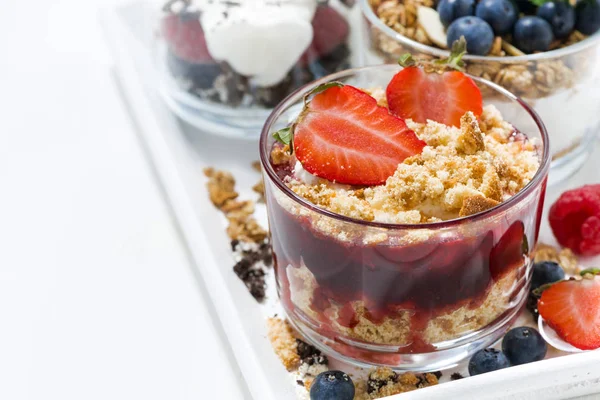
[295,339,329,367]
[431,371,443,379]
[450,372,464,380]
[296,380,304,386]
[526,290,542,321]
[232,238,273,302]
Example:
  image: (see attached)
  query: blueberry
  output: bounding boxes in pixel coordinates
[468,348,511,376]
[447,16,495,55]
[502,327,547,365]
[515,0,538,14]
[476,0,518,35]
[310,370,355,400]
[531,261,565,290]
[437,0,476,27]
[576,0,600,35]
[513,16,554,53]
[537,1,576,38]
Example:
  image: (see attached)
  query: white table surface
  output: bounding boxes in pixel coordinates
[0,0,248,399]
[2,1,599,399]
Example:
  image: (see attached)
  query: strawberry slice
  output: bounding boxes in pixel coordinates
[489,221,527,279]
[538,277,600,350]
[161,13,213,63]
[292,84,426,185]
[386,67,483,127]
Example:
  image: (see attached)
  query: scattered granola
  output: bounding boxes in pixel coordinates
[266,317,329,390]
[534,243,579,275]
[354,367,439,399]
[204,166,271,301]
[204,167,267,242]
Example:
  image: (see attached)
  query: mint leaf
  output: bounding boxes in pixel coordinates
[580,268,600,277]
[433,36,466,70]
[529,0,549,6]
[398,53,416,67]
[273,127,293,147]
[532,282,555,297]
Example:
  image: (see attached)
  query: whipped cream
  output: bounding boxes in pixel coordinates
[199,0,316,87]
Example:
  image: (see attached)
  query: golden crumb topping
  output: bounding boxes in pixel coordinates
[266,318,300,371]
[283,105,539,223]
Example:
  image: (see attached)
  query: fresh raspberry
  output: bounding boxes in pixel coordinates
[549,184,600,256]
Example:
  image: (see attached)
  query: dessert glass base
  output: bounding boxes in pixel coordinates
[285,293,526,372]
[260,65,550,370]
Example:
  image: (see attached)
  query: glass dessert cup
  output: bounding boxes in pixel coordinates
[359,0,600,185]
[155,0,353,138]
[260,65,550,371]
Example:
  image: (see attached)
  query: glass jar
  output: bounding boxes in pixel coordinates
[155,0,354,138]
[259,65,550,370]
[359,0,600,185]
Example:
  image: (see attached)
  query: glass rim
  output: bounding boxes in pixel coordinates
[259,64,551,230]
[359,0,600,63]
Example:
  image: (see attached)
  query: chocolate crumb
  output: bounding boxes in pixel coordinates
[296,380,304,386]
[526,289,542,321]
[230,239,240,251]
[296,339,329,367]
[450,372,464,380]
[431,371,443,379]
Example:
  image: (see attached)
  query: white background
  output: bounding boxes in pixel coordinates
[0,0,248,399]
[1,0,600,399]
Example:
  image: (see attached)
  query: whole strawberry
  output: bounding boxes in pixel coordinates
[549,184,600,256]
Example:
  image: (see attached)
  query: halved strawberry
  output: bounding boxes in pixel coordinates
[538,277,600,350]
[161,13,213,63]
[386,67,483,127]
[292,84,426,185]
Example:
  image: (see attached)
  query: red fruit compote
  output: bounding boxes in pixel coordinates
[259,66,550,371]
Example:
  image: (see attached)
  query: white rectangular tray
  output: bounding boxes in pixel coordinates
[100,3,600,399]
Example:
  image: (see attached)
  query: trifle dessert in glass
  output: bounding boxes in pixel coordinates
[360,0,600,183]
[156,0,354,136]
[259,53,550,370]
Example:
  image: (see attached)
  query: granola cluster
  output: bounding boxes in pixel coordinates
[204,166,272,301]
[367,0,591,99]
[204,167,267,242]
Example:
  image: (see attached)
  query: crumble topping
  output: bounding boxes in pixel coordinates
[282,105,539,224]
